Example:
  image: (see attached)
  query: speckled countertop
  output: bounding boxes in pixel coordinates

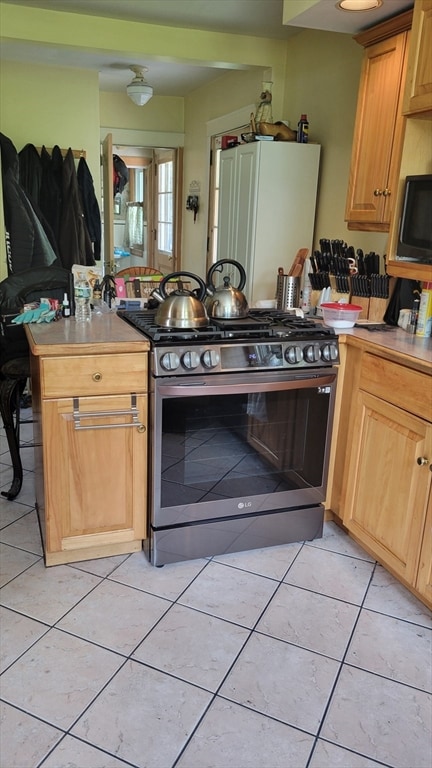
[335,323,432,374]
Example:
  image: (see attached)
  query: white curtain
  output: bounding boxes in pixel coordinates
[123,202,144,254]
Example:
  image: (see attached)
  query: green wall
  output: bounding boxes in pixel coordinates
[0,1,389,283]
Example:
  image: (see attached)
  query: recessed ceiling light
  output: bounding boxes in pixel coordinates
[337,0,383,10]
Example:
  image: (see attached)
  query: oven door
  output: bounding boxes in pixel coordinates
[150,368,337,528]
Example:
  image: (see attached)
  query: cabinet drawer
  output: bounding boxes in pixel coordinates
[41,354,148,397]
[360,353,430,419]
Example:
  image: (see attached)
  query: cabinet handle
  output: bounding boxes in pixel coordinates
[373,189,383,196]
[382,188,391,197]
[72,394,145,432]
[92,372,102,382]
[417,456,429,466]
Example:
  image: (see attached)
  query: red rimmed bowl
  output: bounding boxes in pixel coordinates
[320,303,362,328]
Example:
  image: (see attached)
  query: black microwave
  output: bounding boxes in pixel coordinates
[396,174,432,264]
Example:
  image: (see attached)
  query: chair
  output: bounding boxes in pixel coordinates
[0,266,70,499]
[115,266,164,279]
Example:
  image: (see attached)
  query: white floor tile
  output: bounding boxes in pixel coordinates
[178,560,278,627]
[346,608,432,692]
[309,739,386,767]
[364,564,432,627]
[71,659,212,768]
[176,697,315,768]
[0,701,62,768]
[0,541,40,586]
[57,578,171,654]
[38,735,129,768]
[256,582,360,659]
[219,632,340,733]
[212,540,303,580]
[108,548,208,600]
[0,508,43,555]
[284,544,374,604]
[321,665,432,768]
[0,560,101,624]
[0,606,48,673]
[133,603,250,690]
[0,627,124,729]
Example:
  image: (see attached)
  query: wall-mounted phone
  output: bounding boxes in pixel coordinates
[186,194,199,222]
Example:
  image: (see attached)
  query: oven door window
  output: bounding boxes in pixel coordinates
[159,386,331,509]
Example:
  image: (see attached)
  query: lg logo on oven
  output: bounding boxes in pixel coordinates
[238,501,252,509]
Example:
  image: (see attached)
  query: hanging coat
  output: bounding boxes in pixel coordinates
[0,132,58,274]
[58,148,95,269]
[113,154,129,195]
[77,156,101,261]
[18,143,42,205]
[39,145,62,248]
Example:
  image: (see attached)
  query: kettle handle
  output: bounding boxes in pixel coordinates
[158,271,207,301]
[207,259,246,291]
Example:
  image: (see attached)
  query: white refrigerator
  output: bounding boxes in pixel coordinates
[216,140,321,305]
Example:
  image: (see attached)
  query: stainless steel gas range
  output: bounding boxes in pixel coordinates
[119,309,339,566]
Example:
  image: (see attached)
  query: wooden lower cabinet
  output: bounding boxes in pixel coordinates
[416,491,432,602]
[39,394,147,565]
[32,350,148,566]
[343,391,431,588]
[335,347,432,606]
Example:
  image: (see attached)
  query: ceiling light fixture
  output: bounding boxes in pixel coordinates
[126,66,153,106]
[337,0,382,10]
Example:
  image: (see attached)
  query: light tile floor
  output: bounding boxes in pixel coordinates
[0,412,431,768]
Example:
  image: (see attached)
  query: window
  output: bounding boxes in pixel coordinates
[157,159,173,254]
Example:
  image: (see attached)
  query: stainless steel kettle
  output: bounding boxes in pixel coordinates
[206,259,249,319]
[151,271,209,328]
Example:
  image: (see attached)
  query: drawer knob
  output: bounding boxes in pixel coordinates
[137,424,146,433]
[382,188,391,197]
[417,456,429,466]
[92,372,102,382]
[373,188,383,197]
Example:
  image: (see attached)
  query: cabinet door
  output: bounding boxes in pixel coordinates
[345,32,408,229]
[403,0,432,115]
[41,393,147,557]
[416,489,432,604]
[343,391,432,584]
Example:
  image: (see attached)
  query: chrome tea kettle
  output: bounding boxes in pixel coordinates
[206,259,249,319]
[151,271,209,328]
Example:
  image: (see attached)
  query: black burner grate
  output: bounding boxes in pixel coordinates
[118,309,335,344]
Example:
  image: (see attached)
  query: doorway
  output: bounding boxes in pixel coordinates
[102,135,183,275]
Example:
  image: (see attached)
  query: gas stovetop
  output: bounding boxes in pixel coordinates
[118,309,339,376]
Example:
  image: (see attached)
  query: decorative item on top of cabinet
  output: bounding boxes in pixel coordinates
[403,0,432,116]
[345,10,412,232]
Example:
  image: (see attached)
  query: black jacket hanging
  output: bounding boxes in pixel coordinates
[39,145,62,248]
[58,148,95,269]
[77,156,102,261]
[0,132,58,274]
[18,143,42,205]
[113,154,129,195]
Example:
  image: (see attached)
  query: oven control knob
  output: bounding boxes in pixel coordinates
[304,343,320,363]
[321,343,338,362]
[201,349,220,369]
[160,352,180,371]
[285,345,303,364]
[182,350,200,370]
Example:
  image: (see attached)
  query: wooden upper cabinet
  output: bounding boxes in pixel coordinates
[345,11,412,232]
[403,0,432,116]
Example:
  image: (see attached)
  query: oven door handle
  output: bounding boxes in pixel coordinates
[158,372,336,397]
